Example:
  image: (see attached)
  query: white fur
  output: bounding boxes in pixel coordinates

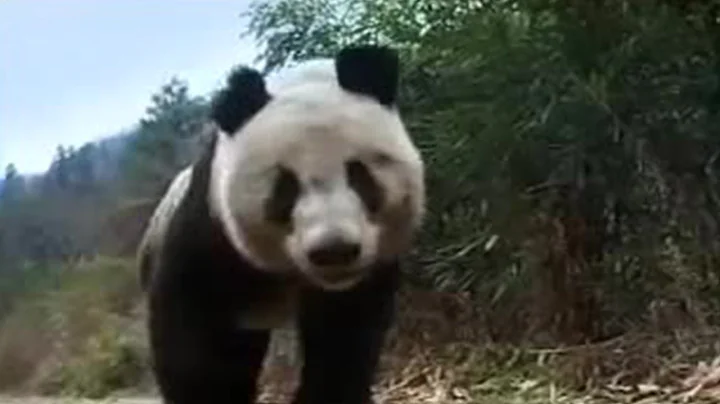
[209,61,425,291]
[266,59,335,93]
[137,166,193,280]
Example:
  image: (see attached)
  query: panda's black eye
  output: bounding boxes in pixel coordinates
[345,159,384,214]
[265,166,300,225]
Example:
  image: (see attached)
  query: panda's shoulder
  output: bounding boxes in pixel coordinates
[137,166,194,261]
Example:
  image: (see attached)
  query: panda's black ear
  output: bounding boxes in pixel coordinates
[210,66,270,135]
[335,45,399,107]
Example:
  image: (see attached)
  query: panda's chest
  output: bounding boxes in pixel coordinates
[236,281,301,330]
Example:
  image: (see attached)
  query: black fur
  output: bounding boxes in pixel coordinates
[210,66,270,134]
[346,159,384,215]
[335,45,400,106]
[146,45,404,404]
[264,165,301,225]
[148,135,273,403]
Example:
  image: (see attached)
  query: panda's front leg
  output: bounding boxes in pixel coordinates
[293,261,401,404]
[148,287,271,404]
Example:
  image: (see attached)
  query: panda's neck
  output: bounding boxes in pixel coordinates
[172,134,223,243]
[165,135,248,270]
[183,133,216,211]
[185,133,280,273]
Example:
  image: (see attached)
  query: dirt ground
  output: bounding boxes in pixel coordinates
[0,398,158,404]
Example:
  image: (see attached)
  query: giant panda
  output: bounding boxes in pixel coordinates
[137,44,425,404]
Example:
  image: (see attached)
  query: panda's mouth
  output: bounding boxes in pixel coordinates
[302,264,367,291]
[318,267,362,282]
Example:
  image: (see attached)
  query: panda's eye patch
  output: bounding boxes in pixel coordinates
[345,159,384,214]
[265,166,300,224]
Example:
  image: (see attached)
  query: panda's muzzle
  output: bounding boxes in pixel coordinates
[307,240,361,267]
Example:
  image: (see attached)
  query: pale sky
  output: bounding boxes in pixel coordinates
[0,0,261,174]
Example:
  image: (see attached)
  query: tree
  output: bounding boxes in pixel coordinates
[45,145,71,193]
[122,78,210,197]
[0,163,25,205]
[242,0,478,73]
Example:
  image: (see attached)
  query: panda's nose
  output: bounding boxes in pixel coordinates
[308,241,361,267]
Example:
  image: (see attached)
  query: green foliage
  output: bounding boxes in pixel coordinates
[122,78,210,198]
[1,164,25,205]
[0,261,58,322]
[244,0,360,73]
[242,0,478,73]
[43,322,144,399]
[0,257,147,395]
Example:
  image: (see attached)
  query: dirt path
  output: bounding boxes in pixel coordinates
[0,397,159,404]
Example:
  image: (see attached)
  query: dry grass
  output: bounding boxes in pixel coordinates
[0,301,56,390]
[257,334,720,403]
[0,257,147,397]
[4,270,720,404]
[253,287,720,404]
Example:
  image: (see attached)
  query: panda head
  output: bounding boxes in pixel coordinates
[208,45,425,291]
